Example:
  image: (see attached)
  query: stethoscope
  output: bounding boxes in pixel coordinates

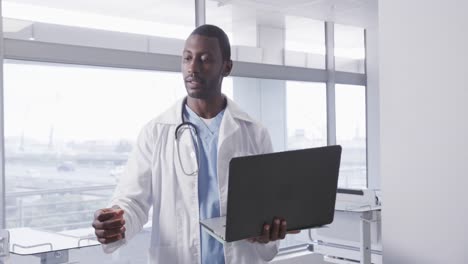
[175,98,201,176]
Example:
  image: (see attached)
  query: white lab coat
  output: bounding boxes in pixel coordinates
[103,97,279,263]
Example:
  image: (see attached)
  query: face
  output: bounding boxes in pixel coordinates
[181,34,232,99]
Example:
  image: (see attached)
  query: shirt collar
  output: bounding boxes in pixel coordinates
[155,95,255,125]
[184,104,225,135]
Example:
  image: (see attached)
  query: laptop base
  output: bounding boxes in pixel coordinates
[200,216,227,245]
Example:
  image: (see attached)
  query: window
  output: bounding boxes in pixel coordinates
[206,0,282,65]
[285,17,325,69]
[1,1,372,259]
[334,23,366,73]
[229,76,287,151]
[287,81,327,149]
[206,0,258,47]
[4,60,187,251]
[2,0,195,54]
[206,1,326,68]
[335,84,367,188]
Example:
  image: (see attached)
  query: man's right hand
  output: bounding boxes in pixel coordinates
[92,208,126,244]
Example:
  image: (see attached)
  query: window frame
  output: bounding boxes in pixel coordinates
[0,0,376,252]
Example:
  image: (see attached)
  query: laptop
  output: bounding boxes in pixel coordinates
[200,145,342,244]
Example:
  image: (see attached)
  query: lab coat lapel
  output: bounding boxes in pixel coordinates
[218,104,240,154]
[170,98,202,262]
[157,97,184,125]
[217,100,241,217]
[218,97,254,152]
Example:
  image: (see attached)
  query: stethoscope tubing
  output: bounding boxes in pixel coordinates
[175,100,201,176]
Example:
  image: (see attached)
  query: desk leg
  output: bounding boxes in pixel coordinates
[360,211,372,264]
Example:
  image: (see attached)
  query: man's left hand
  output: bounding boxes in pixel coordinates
[247,217,300,243]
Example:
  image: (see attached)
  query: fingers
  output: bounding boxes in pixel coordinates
[95,208,124,222]
[278,220,287,239]
[95,226,126,239]
[270,219,280,241]
[94,220,126,244]
[247,237,257,243]
[98,234,124,244]
[93,208,126,244]
[257,224,270,243]
[247,218,300,243]
[93,217,125,230]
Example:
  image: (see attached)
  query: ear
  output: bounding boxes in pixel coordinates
[222,60,233,77]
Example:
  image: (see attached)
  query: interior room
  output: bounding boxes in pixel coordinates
[0,0,466,263]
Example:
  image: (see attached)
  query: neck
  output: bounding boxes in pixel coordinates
[186,94,226,119]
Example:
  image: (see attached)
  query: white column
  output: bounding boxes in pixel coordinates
[232,78,261,121]
[0,0,7,229]
[231,10,287,151]
[365,22,380,189]
[195,0,206,27]
[258,25,284,65]
[325,22,336,146]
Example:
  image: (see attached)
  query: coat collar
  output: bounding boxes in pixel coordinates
[156,95,255,126]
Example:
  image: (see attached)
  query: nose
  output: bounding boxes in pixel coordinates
[187,58,200,75]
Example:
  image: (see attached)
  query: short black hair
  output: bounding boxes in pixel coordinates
[190,24,231,62]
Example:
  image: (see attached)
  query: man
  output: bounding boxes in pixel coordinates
[92,24,297,264]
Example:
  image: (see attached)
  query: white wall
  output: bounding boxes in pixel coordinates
[380,1,468,263]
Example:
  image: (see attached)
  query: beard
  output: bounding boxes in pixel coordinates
[185,81,221,100]
[185,84,211,99]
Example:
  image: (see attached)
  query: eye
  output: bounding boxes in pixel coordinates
[201,55,211,63]
[183,56,192,62]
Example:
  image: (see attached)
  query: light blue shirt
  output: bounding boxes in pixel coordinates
[184,105,225,264]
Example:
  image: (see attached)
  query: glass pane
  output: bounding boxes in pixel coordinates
[4,60,186,252]
[2,0,195,54]
[285,16,325,69]
[206,1,325,68]
[222,77,233,100]
[334,23,365,73]
[336,84,367,189]
[283,81,327,248]
[230,76,287,151]
[286,81,327,150]
[206,0,258,47]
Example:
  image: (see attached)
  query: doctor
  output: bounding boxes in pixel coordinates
[92,24,297,264]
